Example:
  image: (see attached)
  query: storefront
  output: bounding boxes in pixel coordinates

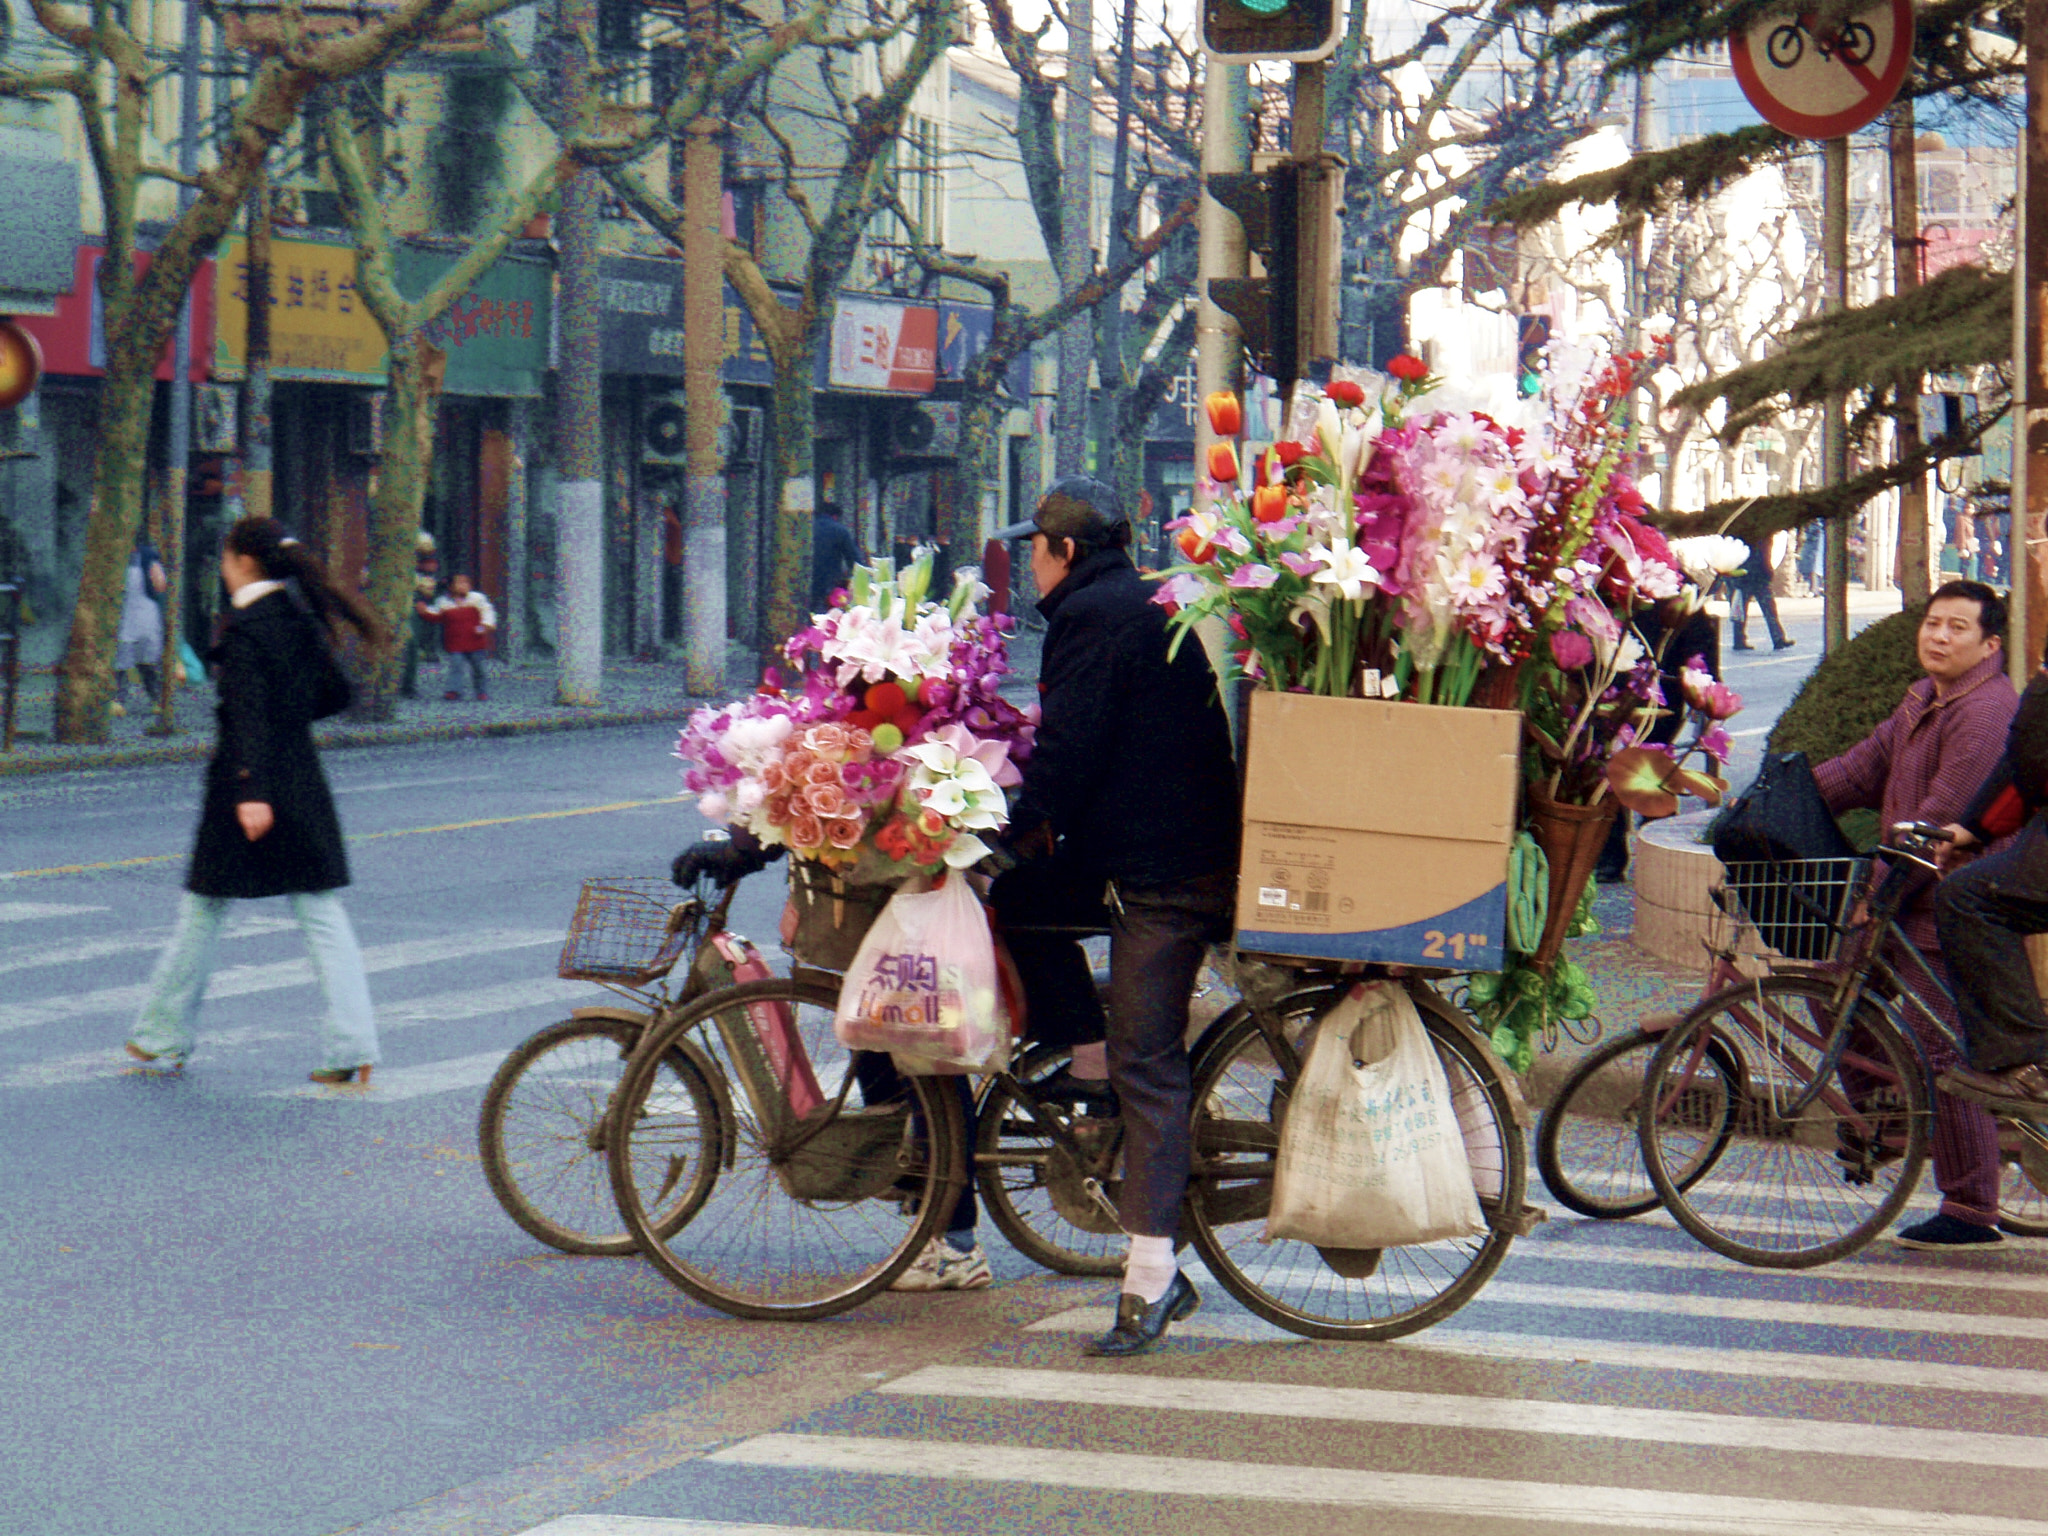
[212,233,551,648]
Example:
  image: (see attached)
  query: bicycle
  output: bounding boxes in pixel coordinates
[1764,12,1876,70]
[604,907,1539,1337]
[476,872,754,1256]
[1537,842,2048,1239]
[1633,825,2048,1268]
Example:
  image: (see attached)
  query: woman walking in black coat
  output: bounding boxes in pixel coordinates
[125,518,389,1085]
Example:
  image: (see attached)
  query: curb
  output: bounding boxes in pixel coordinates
[0,705,694,779]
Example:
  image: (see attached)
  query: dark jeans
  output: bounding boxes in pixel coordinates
[1730,573,1788,648]
[447,653,488,699]
[1936,822,2048,1073]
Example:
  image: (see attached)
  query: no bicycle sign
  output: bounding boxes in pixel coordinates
[1729,1,1913,140]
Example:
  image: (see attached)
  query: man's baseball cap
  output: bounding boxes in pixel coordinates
[993,475,1131,544]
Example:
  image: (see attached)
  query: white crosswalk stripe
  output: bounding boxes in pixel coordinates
[0,901,111,922]
[0,911,296,981]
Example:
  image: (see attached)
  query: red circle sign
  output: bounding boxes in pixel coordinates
[1729,1,1913,140]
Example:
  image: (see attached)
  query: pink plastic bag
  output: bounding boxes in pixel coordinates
[833,876,1009,1073]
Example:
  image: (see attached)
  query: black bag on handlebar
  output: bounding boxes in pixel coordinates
[1711,752,1857,867]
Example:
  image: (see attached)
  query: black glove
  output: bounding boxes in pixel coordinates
[671,835,774,888]
[974,842,1021,879]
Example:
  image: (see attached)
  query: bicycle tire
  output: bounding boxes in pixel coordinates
[1765,23,1804,68]
[479,1016,722,1256]
[608,976,967,1321]
[1536,1026,1741,1219]
[1999,1129,2048,1235]
[1640,974,1929,1268]
[974,1044,1125,1277]
[1185,983,1526,1341]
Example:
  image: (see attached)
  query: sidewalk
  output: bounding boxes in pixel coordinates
[0,655,712,778]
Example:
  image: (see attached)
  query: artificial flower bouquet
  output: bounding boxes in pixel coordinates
[1162,351,1744,1069]
[674,551,1037,886]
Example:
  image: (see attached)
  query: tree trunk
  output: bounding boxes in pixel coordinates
[53,361,156,743]
[950,389,1005,548]
[355,334,442,718]
[763,352,817,668]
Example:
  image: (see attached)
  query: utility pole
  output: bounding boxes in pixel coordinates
[1194,57,1249,515]
[2025,1,2048,672]
[1095,0,1138,473]
[154,0,202,732]
[1055,0,1093,477]
[1821,135,1850,654]
[1889,99,1930,605]
[243,167,274,521]
[2014,117,2031,689]
[680,0,726,696]
[553,0,604,706]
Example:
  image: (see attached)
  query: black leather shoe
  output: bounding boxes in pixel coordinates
[1031,1065,1118,1111]
[1085,1271,1199,1357]
[1941,1062,2048,1114]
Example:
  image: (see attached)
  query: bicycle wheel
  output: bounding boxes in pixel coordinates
[1536,1026,1741,1219]
[1640,974,1929,1268]
[1999,1125,2048,1235]
[1186,984,1526,1341]
[608,976,967,1321]
[1766,23,1804,67]
[478,1016,721,1256]
[975,1044,1125,1277]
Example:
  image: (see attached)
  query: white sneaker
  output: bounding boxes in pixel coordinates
[890,1237,993,1291]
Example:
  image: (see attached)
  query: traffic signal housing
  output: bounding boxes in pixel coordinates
[1516,314,1550,398]
[1202,0,1340,62]
[1206,155,1344,388]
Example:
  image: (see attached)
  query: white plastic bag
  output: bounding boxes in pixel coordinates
[834,875,1009,1073]
[1264,981,1485,1248]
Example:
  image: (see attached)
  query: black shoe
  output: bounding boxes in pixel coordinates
[1731,643,1756,652]
[1773,638,1796,651]
[1896,1213,2002,1252]
[1030,1065,1117,1111]
[1085,1271,1199,1357]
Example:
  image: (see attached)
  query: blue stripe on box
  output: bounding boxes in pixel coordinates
[1237,884,1510,971]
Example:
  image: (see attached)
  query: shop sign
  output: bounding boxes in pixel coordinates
[936,300,1031,401]
[215,236,551,395]
[827,296,936,394]
[15,246,214,383]
[597,253,776,386]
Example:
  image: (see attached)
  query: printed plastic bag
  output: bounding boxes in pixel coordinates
[834,875,1009,1073]
[1264,982,1485,1248]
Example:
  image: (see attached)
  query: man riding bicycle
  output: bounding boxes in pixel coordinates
[1812,580,2016,1250]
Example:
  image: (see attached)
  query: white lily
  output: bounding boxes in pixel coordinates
[1310,542,1383,602]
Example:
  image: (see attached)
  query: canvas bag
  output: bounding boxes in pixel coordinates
[1265,982,1485,1248]
[833,875,1009,1073]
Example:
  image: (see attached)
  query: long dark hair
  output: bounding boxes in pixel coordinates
[225,517,387,648]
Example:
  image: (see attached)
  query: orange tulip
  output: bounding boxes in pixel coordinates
[1206,442,1240,483]
[1176,527,1216,564]
[1252,485,1290,524]
[1204,390,1243,437]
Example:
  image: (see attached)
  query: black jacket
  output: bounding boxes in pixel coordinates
[1007,548,1239,886]
[187,588,351,899]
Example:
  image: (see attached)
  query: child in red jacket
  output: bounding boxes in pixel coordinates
[416,574,497,701]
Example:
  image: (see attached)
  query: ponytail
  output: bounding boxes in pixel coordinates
[224,516,388,649]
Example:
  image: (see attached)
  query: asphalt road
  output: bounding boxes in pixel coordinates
[11,678,2048,1536]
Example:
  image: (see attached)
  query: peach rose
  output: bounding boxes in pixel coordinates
[845,726,874,756]
[826,817,864,850]
[782,747,817,777]
[806,782,850,819]
[806,760,840,787]
[790,813,826,850]
[804,723,850,757]
[761,762,786,793]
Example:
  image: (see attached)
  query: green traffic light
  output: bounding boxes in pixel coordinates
[1238,0,1290,14]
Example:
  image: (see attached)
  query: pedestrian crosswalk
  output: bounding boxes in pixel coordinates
[504,1208,2048,1536]
[0,897,602,1097]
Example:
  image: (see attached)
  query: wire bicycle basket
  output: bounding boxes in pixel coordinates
[558,877,704,986]
[1714,857,1872,964]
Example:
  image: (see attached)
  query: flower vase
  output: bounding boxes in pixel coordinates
[1525,784,1620,969]
[1469,662,1523,711]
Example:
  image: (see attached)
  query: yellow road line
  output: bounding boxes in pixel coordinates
[1,798,674,881]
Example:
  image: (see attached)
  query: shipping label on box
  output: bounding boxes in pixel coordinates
[1233,693,1521,971]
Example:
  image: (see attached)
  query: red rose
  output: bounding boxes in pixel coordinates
[1325,379,1366,408]
[1386,354,1429,382]
[1273,440,1307,467]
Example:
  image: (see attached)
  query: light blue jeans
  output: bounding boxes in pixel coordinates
[130,890,380,1072]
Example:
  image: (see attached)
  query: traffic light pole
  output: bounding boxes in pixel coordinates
[1195,59,1250,516]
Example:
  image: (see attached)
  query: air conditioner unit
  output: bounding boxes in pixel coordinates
[642,388,688,466]
[347,391,384,457]
[720,405,763,468]
[890,400,961,459]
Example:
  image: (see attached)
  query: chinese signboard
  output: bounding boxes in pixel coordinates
[828,297,937,394]
[214,236,551,395]
[597,253,776,386]
[16,246,214,383]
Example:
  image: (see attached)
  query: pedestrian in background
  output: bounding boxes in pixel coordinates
[125,517,389,1086]
[417,572,496,701]
[112,532,167,716]
[400,529,441,699]
[811,500,860,611]
[1728,532,1794,652]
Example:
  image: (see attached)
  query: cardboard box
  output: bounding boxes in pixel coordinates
[1234,691,1522,971]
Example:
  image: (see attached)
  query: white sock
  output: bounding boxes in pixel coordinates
[1123,1233,1177,1304]
[1070,1041,1108,1080]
